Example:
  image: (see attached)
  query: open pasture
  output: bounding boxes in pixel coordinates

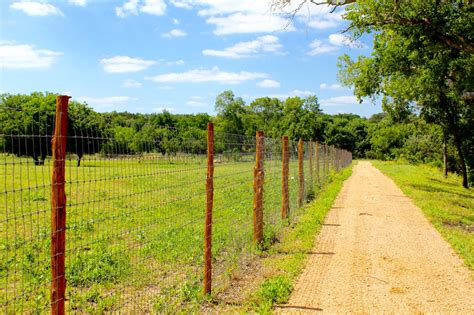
[1,149,312,313]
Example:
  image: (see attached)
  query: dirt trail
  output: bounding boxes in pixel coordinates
[278,161,474,314]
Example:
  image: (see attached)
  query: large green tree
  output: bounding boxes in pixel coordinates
[275,0,473,187]
[337,0,473,187]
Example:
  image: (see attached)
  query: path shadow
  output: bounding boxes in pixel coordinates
[307,251,335,255]
[275,251,335,255]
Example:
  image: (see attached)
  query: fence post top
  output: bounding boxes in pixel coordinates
[207,122,214,130]
[256,130,264,137]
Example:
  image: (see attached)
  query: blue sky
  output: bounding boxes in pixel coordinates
[0,0,381,117]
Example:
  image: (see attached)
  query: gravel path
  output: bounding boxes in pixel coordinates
[278,161,474,314]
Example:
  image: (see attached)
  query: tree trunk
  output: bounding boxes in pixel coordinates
[442,95,468,188]
[453,131,468,188]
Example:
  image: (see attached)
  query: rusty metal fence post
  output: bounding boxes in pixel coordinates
[281,136,289,220]
[297,139,304,207]
[204,122,214,295]
[253,131,264,244]
[51,95,70,315]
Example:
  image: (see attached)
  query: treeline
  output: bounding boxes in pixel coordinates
[0,91,471,184]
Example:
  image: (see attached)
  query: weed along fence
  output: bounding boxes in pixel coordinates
[1,96,352,313]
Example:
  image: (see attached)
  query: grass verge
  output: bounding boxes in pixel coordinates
[371,161,473,271]
[243,164,354,313]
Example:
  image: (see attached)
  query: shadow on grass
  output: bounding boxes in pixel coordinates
[408,183,472,199]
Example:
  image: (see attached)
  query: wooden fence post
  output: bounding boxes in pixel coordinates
[204,122,214,295]
[297,139,304,207]
[309,141,313,189]
[281,136,289,220]
[253,131,264,244]
[322,144,327,182]
[326,145,331,174]
[51,95,69,315]
[315,142,320,185]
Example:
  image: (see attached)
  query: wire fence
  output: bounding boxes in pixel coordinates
[1,96,352,313]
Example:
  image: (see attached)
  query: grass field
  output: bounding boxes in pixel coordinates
[1,150,333,313]
[372,161,474,271]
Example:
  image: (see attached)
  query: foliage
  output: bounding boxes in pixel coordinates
[337,0,474,186]
[0,91,464,178]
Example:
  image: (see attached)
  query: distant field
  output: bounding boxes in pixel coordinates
[1,152,318,313]
[372,161,474,271]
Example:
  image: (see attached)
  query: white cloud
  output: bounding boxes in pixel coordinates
[168,0,343,34]
[207,13,294,35]
[162,29,187,38]
[276,1,343,29]
[194,0,271,16]
[100,56,156,73]
[172,18,180,24]
[328,33,364,48]
[77,96,135,108]
[10,1,63,16]
[320,95,359,106]
[170,0,193,9]
[0,42,62,69]
[307,39,338,56]
[147,66,267,84]
[141,0,166,15]
[269,89,315,99]
[257,79,280,88]
[121,79,142,88]
[116,0,166,17]
[116,0,138,17]
[68,0,87,7]
[303,12,342,30]
[203,35,282,59]
[169,59,184,65]
[320,83,342,90]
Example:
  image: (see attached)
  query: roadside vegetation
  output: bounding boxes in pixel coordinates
[206,165,353,313]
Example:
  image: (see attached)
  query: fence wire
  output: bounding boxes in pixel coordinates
[0,102,352,313]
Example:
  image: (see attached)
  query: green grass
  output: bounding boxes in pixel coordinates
[1,151,329,313]
[244,164,353,313]
[371,160,474,271]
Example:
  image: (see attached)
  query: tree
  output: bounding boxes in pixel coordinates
[0,92,104,166]
[272,1,473,187]
[279,96,323,141]
[248,97,284,138]
[324,114,370,157]
[215,90,249,136]
[336,0,473,187]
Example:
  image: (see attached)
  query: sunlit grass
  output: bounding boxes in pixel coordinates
[1,152,321,313]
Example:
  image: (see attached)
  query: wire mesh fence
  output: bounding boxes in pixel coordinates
[1,96,352,313]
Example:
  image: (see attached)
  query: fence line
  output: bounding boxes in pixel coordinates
[0,96,352,313]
